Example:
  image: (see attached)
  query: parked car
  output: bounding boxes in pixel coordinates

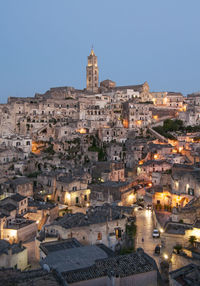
[152,229,160,238]
[154,244,161,254]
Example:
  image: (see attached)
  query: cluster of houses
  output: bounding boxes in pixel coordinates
[1,49,200,284]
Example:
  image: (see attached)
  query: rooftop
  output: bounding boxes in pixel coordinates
[40,244,114,273]
[6,218,35,230]
[62,249,156,284]
[0,240,25,255]
[0,203,16,212]
[50,205,126,229]
[0,269,61,286]
[169,263,200,286]
[40,238,82,255]
[5,176,31,186]
[142,159,171,166]
[10,193,26,202]
[28,199,56,210]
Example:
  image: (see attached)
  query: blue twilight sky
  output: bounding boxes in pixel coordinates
[0,0,200,103]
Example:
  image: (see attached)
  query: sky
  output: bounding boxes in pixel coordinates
[0,0,200,103]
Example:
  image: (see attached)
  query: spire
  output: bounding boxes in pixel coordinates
[90,47,95,56]
[90,46,95,56]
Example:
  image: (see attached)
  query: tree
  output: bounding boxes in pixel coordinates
[189,235,197,247]
[174,244,182,254]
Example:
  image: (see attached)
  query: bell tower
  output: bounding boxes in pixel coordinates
[86,48,99,93]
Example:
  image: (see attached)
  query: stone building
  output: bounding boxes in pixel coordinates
[98,126,128,143]
[92,161,125,183]
[166,92,184,108]
[44,205,127,248]
[0,135,32,154]
[90,181,136,204]
[2,218,37,243]
[169,264,200,286]
[125,138,148,168]
[0,177,33,198]
[179,93,200,126]
[0,249,159,286]
[0,193,28,216]
[62,248,158,286]
[24,199,59,230]
[0,240,28,270]
[171,166,200,197]
[152,189,190,210]
[151,92,168,106]
[106,143,124,162]
[53,176,90,206]
[137,160,172,178]
[122,101,152,130]
[171,196,200,224]
[0,147,24,164]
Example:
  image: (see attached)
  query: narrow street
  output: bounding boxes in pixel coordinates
[135,209,162,267]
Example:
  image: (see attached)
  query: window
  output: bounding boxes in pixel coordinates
[97,232,102,240]
[115,228,122,238]
[188,188,194,196]
[157,200,160,204]
[76,197,79,204]
[84,194,87,201]
[72,186,77,191]
[26,141,30,145]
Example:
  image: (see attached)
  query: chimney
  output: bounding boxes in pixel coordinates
[8,247,12,256]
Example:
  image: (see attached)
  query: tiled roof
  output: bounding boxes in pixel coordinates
[10,193,26,202]
[62,250,155,284]
[51,205,126,229]
[40,238,82,255]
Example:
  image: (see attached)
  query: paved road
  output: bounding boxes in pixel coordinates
[135,209,162,267]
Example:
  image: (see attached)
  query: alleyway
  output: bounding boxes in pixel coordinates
[135,209,162,267]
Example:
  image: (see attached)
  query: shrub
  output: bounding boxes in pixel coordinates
[189,235,197,246]
[174,244,182,254]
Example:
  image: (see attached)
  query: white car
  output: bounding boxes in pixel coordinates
[152,229,160,238]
